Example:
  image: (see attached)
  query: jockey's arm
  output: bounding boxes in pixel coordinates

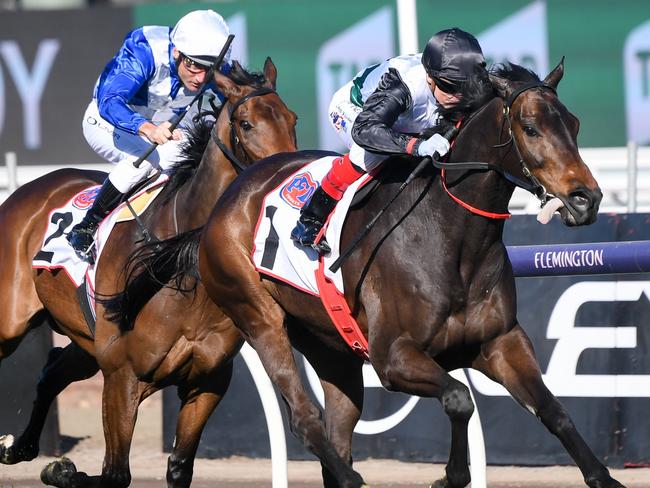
[350,68,421,156]
[95,32,155,135]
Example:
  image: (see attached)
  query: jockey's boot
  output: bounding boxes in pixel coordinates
[67,178,124,263]
[291,185,339,254]
[291,154,365,255]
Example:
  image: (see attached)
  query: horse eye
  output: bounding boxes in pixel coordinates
[523,125,538,137]
[240,120,253,131]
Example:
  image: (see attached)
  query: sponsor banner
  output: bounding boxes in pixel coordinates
[0,7,131,164]
[132,0,650,149]
[1,1,649,165]
[163,213,650,466]
[625,19,650,145]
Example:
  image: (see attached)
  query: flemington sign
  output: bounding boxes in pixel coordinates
[508,240,650,276]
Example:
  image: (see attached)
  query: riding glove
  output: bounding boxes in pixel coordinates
[416,133,450,158]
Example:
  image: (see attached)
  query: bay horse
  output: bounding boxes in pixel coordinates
[0,58,297,487]
[133,60,625,488]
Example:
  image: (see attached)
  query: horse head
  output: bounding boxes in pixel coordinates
[213,57,298,164]
[489,59,602,226]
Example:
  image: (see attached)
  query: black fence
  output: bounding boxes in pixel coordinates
[0,325,58,455]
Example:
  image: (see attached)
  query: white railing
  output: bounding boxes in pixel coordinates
[510,144,650,214]
[3,146,648,212]
[0,152,112,202]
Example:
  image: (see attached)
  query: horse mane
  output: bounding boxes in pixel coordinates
[160,119,215,204]
[161,61,270,204]
[490,62,542,84]
[227,59,269,88]
[101,229,202,331]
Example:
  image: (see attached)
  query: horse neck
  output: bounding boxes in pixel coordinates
[442,99,517,239]
[381,100,517,267]
[177,109,240,229]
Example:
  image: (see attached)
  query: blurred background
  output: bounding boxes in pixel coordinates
[0,0,648,209]
[0,0,649,475]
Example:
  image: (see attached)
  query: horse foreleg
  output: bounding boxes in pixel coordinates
[474,324,625,488]
[166,366,233,488]
[0,343,98,465]
[372,337,474,488]
[297,334,364,488]
[201,236,367,487]
[230,305,366,487]
[98,368,142,488]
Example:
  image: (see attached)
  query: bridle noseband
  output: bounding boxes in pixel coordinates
[211,86,276,173]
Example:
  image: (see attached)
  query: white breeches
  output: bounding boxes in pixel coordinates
[82,100,188,193]
[328,81,387,173]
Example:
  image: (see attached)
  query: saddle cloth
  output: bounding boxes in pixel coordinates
[32,174,169,292]
[252,156,371,295]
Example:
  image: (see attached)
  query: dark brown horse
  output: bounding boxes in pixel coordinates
[0,59,297,487]
[134,60,627,488]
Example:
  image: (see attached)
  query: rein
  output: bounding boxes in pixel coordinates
[126,87,276,244]
[212,87,276,173]
[435,81,558,218]
[330,82,558,271]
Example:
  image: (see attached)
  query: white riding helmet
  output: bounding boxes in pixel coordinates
[171,10,231,67]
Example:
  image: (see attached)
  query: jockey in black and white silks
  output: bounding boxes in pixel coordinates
[291,27,488,254]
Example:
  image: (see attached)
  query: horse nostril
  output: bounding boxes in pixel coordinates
[568,191,591,211]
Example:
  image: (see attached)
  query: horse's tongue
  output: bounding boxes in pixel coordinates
[536,197,564,224]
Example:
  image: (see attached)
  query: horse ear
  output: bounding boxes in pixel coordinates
[543,56,565,89]
[263,57,277,90]
[489,73,513,100]
[214,61,244,99]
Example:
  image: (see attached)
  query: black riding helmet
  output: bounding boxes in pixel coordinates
[422,28,485,93]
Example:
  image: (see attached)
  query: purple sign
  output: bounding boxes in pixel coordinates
[507,240,650,277]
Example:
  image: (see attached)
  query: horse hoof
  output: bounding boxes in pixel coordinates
[41,456,77,487]
[0,435,16,464]
[0,434,39,464]
[429,477,449,488]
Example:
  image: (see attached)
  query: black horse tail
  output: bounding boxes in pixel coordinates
[101,228,203,332]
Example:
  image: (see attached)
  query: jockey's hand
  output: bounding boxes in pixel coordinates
[139,121,182,145]
[417,133,450,159]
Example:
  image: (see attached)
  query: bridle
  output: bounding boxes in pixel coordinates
[494,81,558,202]
[436,81,558,205]
[332,82,562,271]
[211,87,276,173]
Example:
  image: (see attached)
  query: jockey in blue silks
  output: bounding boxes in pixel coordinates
[68,9,232,261]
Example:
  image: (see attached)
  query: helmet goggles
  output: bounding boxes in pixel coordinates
[432,76,464,95]
[180,53,214,73]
